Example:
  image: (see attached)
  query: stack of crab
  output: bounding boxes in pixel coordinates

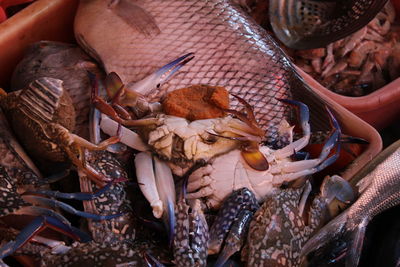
[0,40,357,266]
[0,0,372,265]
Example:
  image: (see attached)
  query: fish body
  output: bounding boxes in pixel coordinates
[269,0,390,49]
[11,41,104,140]
[74,0,306,143]
[301,139,400,266]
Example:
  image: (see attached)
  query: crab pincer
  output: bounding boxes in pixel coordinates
[245,175,354,266]
[208,188,259,263]
[173,173,209,267]
[0,165,124,260]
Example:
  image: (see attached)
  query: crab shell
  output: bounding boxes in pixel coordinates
[244,184,327,267]
[1,78,75,162]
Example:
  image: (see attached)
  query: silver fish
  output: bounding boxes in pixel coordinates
[301,139,400,267]
[269,0,390,49]
[74,0,335,143]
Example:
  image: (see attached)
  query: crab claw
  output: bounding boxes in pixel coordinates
[173,176,209,266]
[208,188,259,255]
[214,210,254,267]
[0,215,91,260]
[134,152,176,245]
[127,52,195,94]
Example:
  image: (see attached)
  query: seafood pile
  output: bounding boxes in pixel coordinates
[0,0,381,266]
[293,1,400,96]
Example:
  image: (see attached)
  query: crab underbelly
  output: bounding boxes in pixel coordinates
[188,149,279,207]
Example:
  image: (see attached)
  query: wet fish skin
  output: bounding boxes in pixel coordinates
[269,0,390,49]
[11,41,104,140]
[74,0,297,143]
[301,139,400,267]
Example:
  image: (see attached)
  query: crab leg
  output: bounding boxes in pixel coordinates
[63,125,124,185]
[153,156,176,245]
[135,152,163,218]
[100,114,149,151]
[173,175,208,266]
[0,215,91,259]
[30,236,71,254]
[89,80,127,153]
[214,210,254,267]
[143,251,166,267]
[25,182,113,200]
[208,188,259,255]
[21,195,123,221]
[274,99,310,159]
[272,108,341,185]
[135,152,176,244]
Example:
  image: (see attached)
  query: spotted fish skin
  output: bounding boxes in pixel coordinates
[245,185,326,267]
[174,199,209,267]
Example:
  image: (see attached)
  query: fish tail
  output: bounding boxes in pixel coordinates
[300,209,368,266]
[345,217,368,267]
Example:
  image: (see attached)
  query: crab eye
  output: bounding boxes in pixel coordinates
[201,132,218,144]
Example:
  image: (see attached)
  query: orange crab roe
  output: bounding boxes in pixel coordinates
[162,84,229,121]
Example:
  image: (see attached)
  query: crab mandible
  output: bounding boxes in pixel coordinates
[186,100,342,209]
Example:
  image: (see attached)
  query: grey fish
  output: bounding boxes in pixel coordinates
[269,0,390,49]
[11,41,104,140]
[301,139,400,267]
[74,0,335,143]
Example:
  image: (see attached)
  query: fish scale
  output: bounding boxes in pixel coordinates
[75,0,299,143]
[301,140,400,266]
[350,146,400,223]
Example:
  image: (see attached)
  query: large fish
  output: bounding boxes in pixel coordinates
[300,139,400,267]
[74,0,335,144]
[269,0,390,49]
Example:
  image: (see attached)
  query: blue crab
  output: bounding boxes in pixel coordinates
[40,240,171,267]
[0,106,122,261]
[0,77,121,186]
[243,175,354,266]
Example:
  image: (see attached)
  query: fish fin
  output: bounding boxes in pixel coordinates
[321,175,355,204]
[300,209,349,260]
[107,0,160,36]
[345,217,368,267]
